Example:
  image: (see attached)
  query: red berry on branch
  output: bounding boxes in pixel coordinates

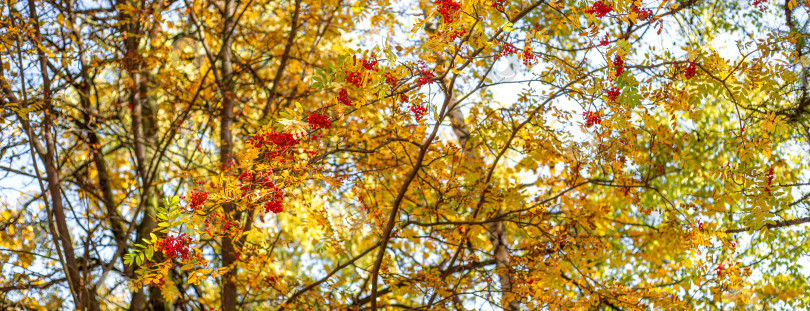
[502,43,518,56]
[361,57,378,71]
[632,6,654,21]
[522,47,536,66]
[491,0,506,11]
[583,111,602,127]
[585,0,613,18]
[598,33,609,46]
[410,104,428,121]
[416,61,434,87]
[264,200,283,214]
[606,87,620,102]
[435,0,462,23]
[156,233,193,261]
[683,61,697,79]
[752,0,767,12]
[344,70,364,87]
[337,88,352,106]
[187,189,208,211]
[385,72,398,88]
[612,55,624,77]
[307,113,332,129]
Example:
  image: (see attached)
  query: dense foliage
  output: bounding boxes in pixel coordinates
[2,0,810,310]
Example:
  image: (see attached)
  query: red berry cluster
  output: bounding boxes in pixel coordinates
[683,61,697,79]
[491,0,506,11]
[361,57,378,71]
[249,132,299,149]
[752,0,767,11]
[344,70,364,87]
[416,61,434,87]
[502,43,518,56]
[238,171,254,191]
[598,33,609,46]
[242,172,277,193]
[449,28,467,40]
[583,111,602,127]
[337,88,352,106]
[204,212,234,237]
[606,87,620,102]
[522,47,536,66]
[585,0,612,18]
[632,6,653,21]
[435,0,461,23]
[248,132,301,160]
[385,72,397,88]
[307,113,332,129]
[258,179,285,214]
[186,190,208,211]
[410,104,428,121]
[715,264,723,276]
[156,233,193,261]
[264,200,283,214]
[766,167,774,185]
[612,54,624,77]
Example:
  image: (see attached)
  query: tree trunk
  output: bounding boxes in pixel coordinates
[220,0,239,309]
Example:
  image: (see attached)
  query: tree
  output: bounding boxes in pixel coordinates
[2,0,810,310]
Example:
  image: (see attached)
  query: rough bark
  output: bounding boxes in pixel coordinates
[220,0,239,309]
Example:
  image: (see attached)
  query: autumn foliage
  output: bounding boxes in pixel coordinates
[3,0,810,310]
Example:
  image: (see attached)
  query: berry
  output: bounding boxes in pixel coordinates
[187,190,208,211]
[583,111,602,127]
[264,200,283,214]
[585,0,612,18]
[491,0,506,11]
[410,104,428,121]
[337,88,352,106]
[385,72,398,88]
[416,61,434,87]
[522,47,536,66]
[307,113,332,129]
[502,43,518,56]
[606,87,620,102]
[435,0,461,23]
[156,233,193,261]
[344,70,364,87]
[683,61,697,79]
[598,33,609,46]
[752,0,767,12]
[632,6,653,21]
[612,54,624,77]
[449,28,467,40]
[361,57,378,71]
[247,132,301,160]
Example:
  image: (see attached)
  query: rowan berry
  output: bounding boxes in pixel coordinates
[338,88,352,106]
[307,113,332,129]
[585,1,612,18]
[606,87,620,102]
